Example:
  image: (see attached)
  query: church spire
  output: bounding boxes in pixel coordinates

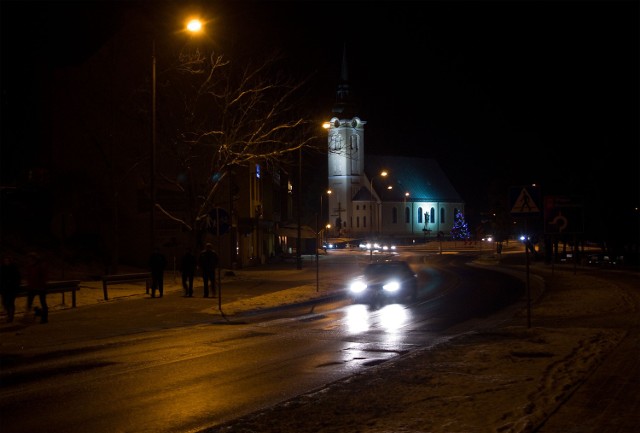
[341,43,349,82]
[332,43,357,118]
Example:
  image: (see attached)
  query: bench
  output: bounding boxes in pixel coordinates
[17,280,82,308]
[102,273,151,300]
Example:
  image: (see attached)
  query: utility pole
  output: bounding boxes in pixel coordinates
[296,148,302,270]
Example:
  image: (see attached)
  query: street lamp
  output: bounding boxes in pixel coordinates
[369,170,387,239]
[320,189,331,245]
[381,185,392,236]
[150,18,204,250]
[402,191,411,231]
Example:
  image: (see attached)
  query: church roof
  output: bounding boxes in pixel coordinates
[362,155,463,203]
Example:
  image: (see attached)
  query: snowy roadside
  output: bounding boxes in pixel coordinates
[207,267,636,433]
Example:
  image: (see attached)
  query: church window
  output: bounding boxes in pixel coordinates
[405,207,410,223]
[356,216,360,228]
[417,207,423,224]
[440,207,445,223]
[350,136,359,174]
[430,208,435,223]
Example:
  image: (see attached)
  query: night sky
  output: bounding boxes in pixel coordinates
[1,0,638,238]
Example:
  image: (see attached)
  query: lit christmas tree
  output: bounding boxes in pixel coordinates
[451,210,471,241]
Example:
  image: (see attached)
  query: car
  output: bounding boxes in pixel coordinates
[587,253,621,267]
[349,260,418,306]
[358,240,397,252]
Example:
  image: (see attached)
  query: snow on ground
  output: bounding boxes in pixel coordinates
[208,269,630,433]
[3,258,634,433]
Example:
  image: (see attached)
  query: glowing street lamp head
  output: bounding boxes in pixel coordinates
[186,18,203,33]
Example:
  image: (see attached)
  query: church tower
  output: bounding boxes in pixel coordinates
[326,46,365,238]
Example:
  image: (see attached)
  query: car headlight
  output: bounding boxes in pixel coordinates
[350,280,368,294]
[383,281,400,292]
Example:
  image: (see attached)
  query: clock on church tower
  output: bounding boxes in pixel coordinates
[329,133,344,151]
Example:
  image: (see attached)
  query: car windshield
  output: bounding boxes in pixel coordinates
[364,262,408,277]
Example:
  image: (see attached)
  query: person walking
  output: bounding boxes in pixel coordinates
[25,252,48,324]
[180,248,196,297]
[0,254,21,323]
[149,247,167,298]
[198,243,218,298]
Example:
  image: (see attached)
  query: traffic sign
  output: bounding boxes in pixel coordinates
[510,186,541,215]
[544,196,583,235]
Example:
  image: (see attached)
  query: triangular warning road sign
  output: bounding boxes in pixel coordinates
[511,188,540,214]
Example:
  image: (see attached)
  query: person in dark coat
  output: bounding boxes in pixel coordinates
[149,247,167,298]
[198,243,219,298]
[25,252,49,323]
[0,254,21,323]
[180,248,197,297]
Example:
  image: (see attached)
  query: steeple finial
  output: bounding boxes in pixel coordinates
[332,43,357,118]
[341,43,348,82]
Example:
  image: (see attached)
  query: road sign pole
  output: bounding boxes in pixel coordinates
[525,218,531,328]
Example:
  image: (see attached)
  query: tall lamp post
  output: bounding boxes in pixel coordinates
[320,189,331,245]
[369,170,388,239]
[381,185,392,236]
[150,18,204,251]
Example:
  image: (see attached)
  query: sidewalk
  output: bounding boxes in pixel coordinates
[1,251,638,433]
[0,260,347,361]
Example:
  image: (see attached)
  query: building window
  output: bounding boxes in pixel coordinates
[356,216,360,228]
[405,207,410,223]
[418,207,423,224]
[356,205,360,210]
[430,207,435,223]
[392,207,397,223]
[364,216,367,228]
[440,207,445,224]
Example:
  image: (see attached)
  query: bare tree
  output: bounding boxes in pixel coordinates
[152,47,321,243]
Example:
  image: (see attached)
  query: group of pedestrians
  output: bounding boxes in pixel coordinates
[148,243,219,299]
[0,244,220,323]
[0,252,49,324]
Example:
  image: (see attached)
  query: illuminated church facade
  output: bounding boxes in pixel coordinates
[324,51,465,243]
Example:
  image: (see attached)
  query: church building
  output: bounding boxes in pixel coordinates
[324,50,465,244]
